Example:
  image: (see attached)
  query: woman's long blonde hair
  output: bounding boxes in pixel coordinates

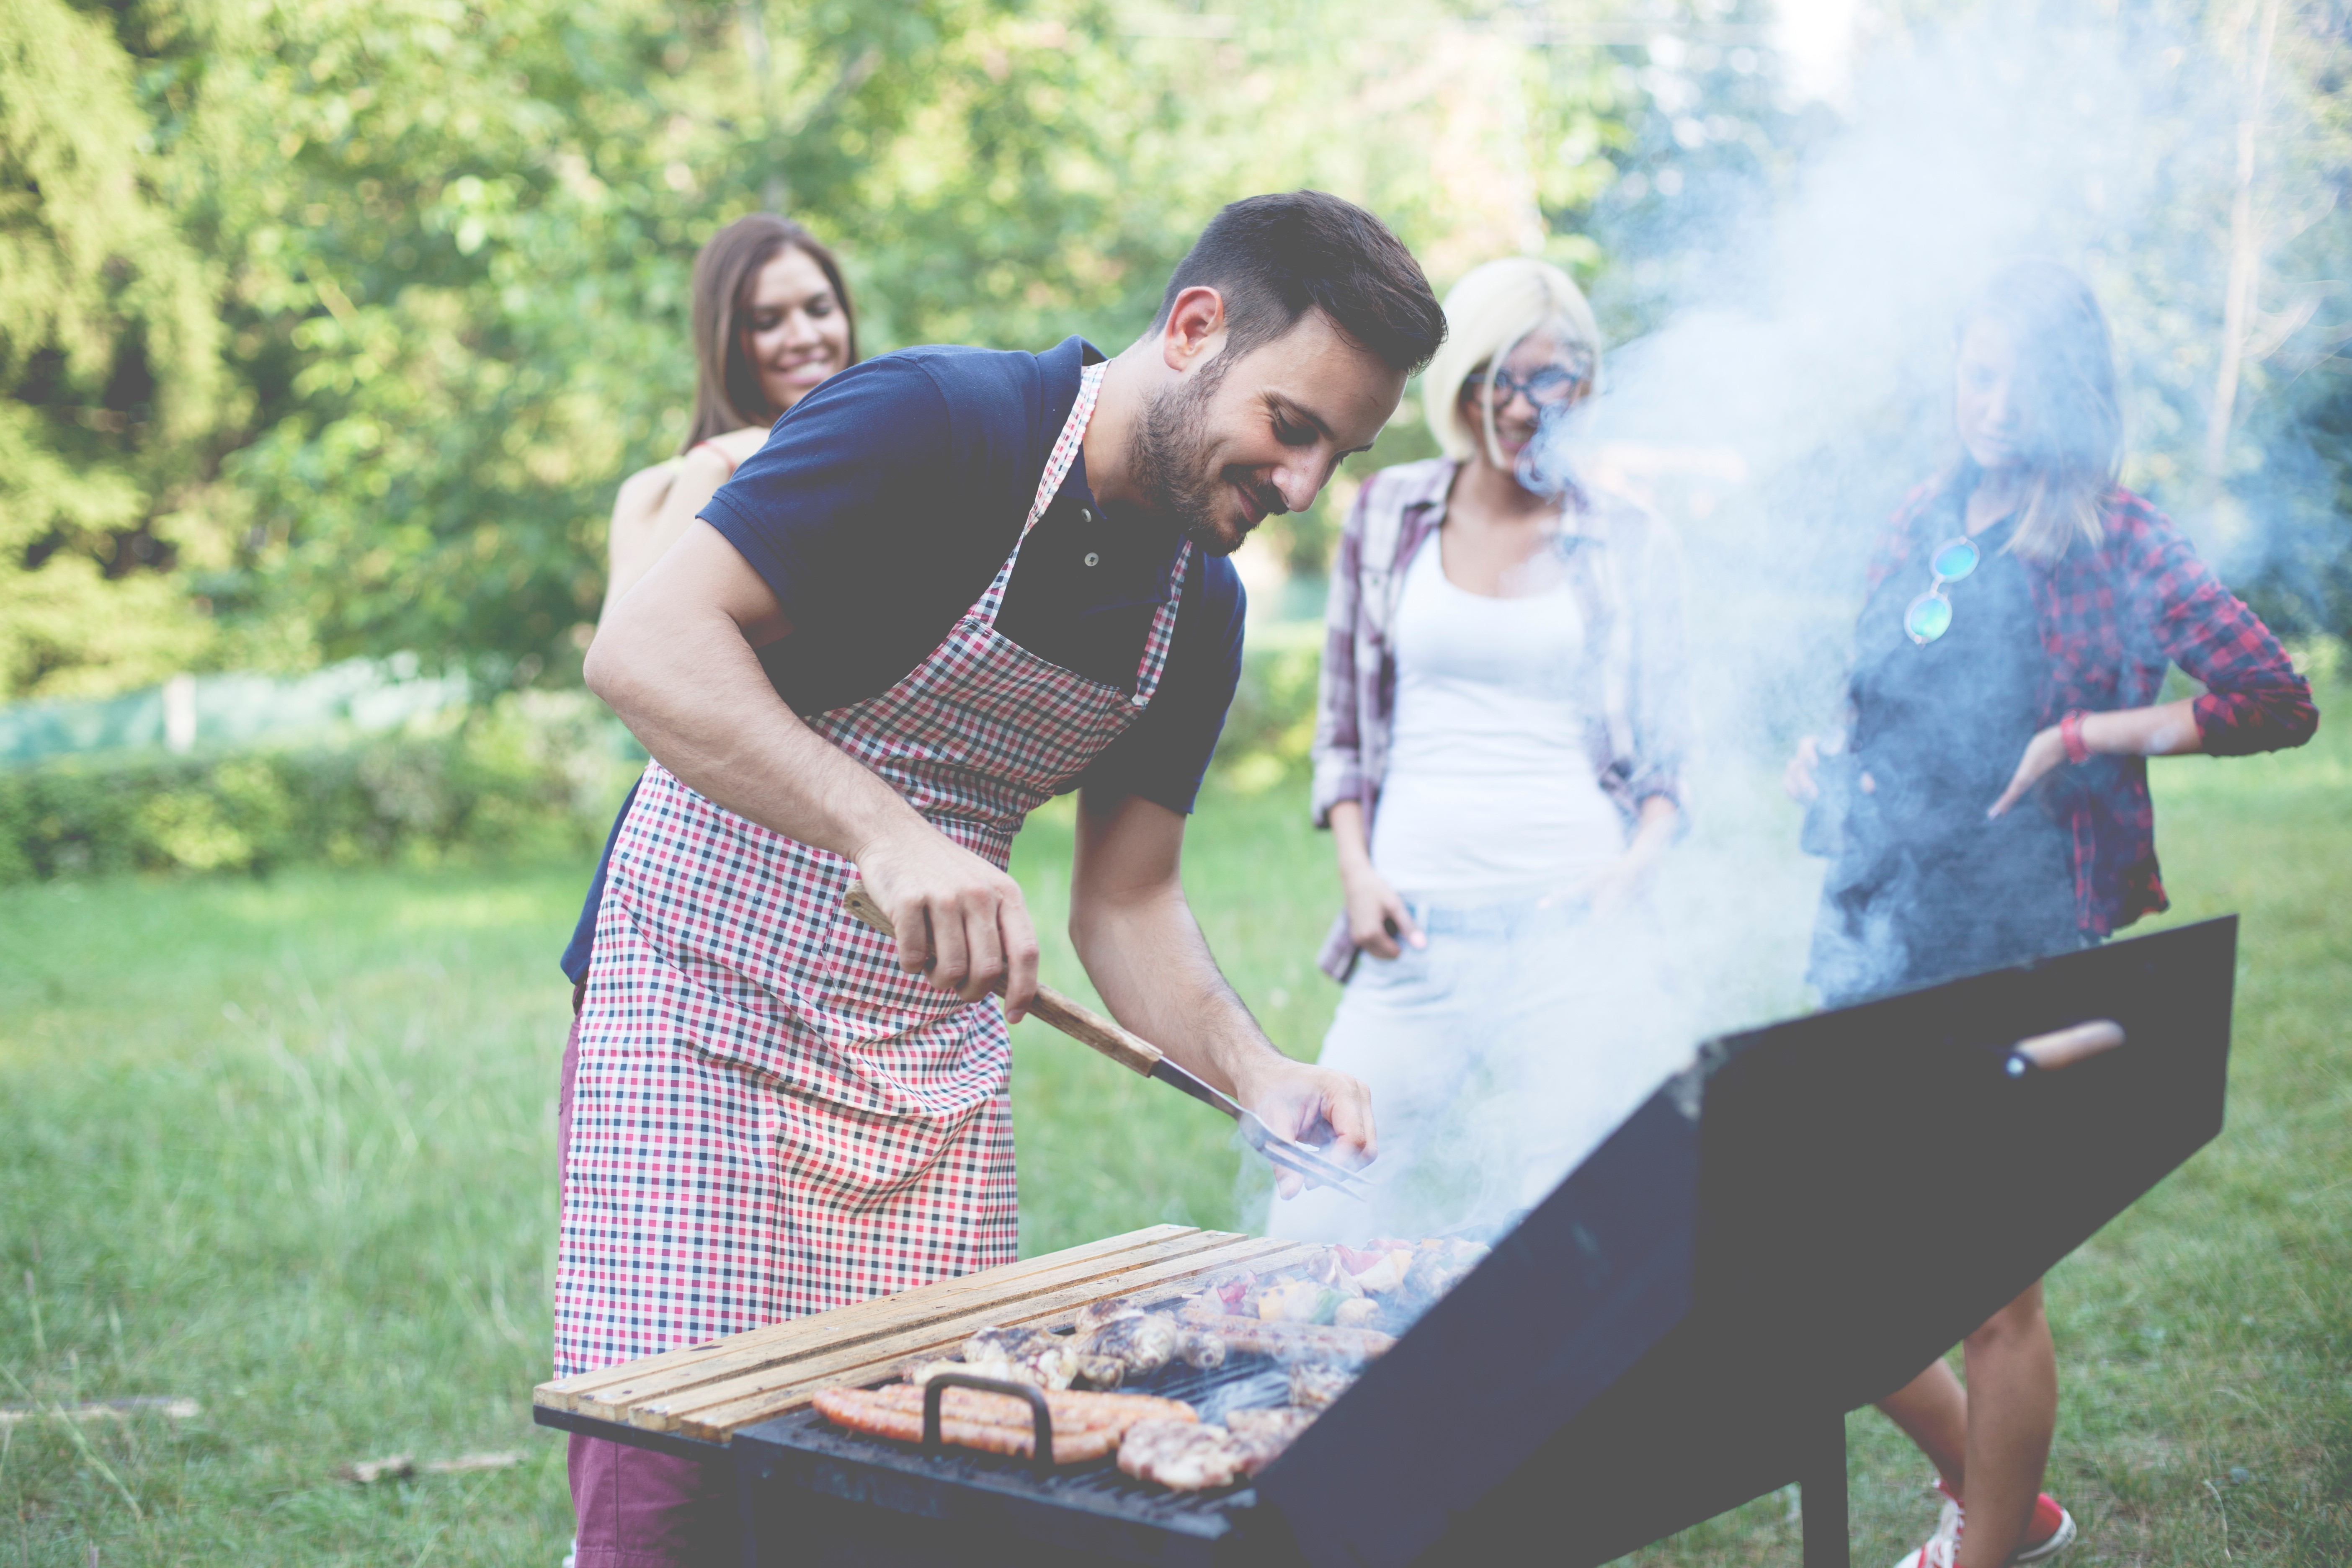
[1423,257,1602,469]
[1952,260,2121,562]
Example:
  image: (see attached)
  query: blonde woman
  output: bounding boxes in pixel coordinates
[1279,257,1689,1240]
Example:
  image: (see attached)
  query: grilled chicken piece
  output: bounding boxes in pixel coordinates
[1118,1418,1251,1491]
[1225,1405,1316,1473]
[1304,1249,1367,1296]
[959,1326,1080,1390]
[903,1354,1062,1391]
[1331,1243,1416,1295]
[1287,1361,1358,1411]
[1072,1297,1144,1335]
[1075,1311,1179,1388]
[1396,1239,1489,1310]
[1173,1325,1227,1370]
[1226,1406,1315,1442]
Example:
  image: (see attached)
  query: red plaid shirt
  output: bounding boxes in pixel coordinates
[1865,482,2318,936]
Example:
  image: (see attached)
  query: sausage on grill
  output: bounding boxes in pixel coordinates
[1177,1305,1395,1362]
[812,1385,1195,1465]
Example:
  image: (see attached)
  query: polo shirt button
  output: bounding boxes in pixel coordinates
[1083,552,1100,567]
[1080,507,1094,524]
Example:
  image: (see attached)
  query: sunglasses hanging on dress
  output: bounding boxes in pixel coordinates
[1904,536,1983,645]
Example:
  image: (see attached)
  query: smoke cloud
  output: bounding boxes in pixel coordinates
[1267,3,2319,1244]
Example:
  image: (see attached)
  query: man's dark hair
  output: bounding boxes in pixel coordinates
[1152,191,1446,374]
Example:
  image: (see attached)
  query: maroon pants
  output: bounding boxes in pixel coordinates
[561,989,741,1566]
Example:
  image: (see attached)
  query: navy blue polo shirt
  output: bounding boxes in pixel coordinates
[560,336,1245,983]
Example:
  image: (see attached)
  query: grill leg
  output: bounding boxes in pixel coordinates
[1801,1411,1850,1568]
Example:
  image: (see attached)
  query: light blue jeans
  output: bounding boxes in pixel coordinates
[1267,894,1689,1243]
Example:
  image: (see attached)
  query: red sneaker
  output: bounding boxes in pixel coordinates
[1888,1479,2076,1568]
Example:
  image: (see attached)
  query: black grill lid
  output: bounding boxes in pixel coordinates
[1255,916,2235,1568]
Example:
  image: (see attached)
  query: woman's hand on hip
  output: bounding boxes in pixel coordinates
[1988,725,2068,819]
[1341,863,1423,959]
[1784,735,1822,803]
[1234,1056,1377,1200]
[1559,795,1678,917]
[1561,853,1648,917]
[854,823,1041,1018]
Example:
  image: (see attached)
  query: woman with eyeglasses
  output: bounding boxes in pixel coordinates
[1278,256,1690,1242]
[1786,260,2316,1568]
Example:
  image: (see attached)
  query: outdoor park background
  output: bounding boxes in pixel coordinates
[2,0,2349,1563]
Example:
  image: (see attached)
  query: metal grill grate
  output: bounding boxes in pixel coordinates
[744,1347,1307,1533]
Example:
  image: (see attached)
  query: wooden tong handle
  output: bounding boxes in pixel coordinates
[841,885,1163,1077]
[2009,1018,2125,1072]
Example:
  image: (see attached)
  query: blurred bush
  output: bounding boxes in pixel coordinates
[0,693,635,883]
[1210,623,1325,797]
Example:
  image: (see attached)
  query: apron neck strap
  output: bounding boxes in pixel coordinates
[977,360,1106,624]
[1024,360,1104,537]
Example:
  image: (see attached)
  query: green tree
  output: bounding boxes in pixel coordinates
[0,0,1645,693]
[0,0,226,700]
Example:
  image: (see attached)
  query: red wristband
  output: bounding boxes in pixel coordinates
[2059,710,2091,765]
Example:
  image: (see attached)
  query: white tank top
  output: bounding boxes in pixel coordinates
[1368,536,1626,899]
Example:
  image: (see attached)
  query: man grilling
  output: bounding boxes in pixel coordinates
[556,191,1447,1564]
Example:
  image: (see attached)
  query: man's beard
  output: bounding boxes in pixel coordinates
[1128,361,1287,557]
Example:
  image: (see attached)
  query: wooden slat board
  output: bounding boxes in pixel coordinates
[534,1226,1319,1444]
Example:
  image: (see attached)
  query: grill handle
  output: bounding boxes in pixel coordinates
[920,1372,1057,1467]
[2004,1018,2125,1078]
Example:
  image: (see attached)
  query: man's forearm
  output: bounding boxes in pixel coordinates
[586,598,924,862]
[1068,882,1286,1101]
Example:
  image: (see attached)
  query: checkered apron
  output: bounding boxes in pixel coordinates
[556,364,1192,1375]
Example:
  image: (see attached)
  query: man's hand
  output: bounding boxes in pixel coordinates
[854,822,1041,1018]
[1070,789,1379,1194]
[1232,1055,1377,1200]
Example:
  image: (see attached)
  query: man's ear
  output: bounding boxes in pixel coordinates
[1159,286,1228,373]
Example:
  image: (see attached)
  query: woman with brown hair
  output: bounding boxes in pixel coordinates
[563,214,857,992]
[1787,260,2316,1568]
[601,213,857,616]
[558,212,854,1568]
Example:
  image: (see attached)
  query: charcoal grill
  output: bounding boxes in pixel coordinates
[535,916,2238,1568]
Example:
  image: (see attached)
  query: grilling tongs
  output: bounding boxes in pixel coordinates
[843,886,1368,1199]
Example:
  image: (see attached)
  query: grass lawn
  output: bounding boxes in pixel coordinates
[1,695,2345,1565]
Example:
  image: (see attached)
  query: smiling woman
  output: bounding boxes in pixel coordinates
[599,215,860,621]
[1288,255,1692,1245]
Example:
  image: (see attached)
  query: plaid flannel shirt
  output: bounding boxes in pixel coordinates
[1310,457,1690,979]
[1862,482,2318,936]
